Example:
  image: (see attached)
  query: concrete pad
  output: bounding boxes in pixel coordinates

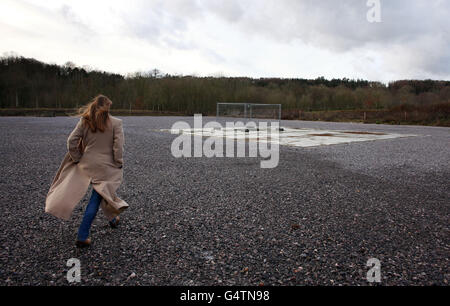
[162,127,417,147]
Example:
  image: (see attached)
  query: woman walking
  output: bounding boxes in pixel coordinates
[45,95,129,247]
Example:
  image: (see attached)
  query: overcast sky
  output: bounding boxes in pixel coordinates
[0,0,449,82]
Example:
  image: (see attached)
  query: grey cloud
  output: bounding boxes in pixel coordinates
[226,0,448,50]
[52,0,450,79]
[201,48,227,64]
[33,0,448,79]
[118,0,229,65]
[119,0,203,46]
[200,0,244,23]
[199,0,450,78]
[59,5,91,32]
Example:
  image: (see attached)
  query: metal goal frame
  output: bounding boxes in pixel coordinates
[216,102,281,121]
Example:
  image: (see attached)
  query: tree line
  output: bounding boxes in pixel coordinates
[1,55,449,115]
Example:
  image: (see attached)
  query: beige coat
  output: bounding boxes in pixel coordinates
[45,115,129,220]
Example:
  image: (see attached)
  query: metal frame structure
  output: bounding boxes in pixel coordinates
[216,102,281,121]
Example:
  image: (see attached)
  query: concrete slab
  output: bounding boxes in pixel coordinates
[163,127,417,147]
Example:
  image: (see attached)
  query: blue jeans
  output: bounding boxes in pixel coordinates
[77,188,103,241]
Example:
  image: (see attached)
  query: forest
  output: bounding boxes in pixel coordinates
[1,55,449,125]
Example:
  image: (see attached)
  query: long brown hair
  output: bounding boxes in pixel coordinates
[76,95,112,132]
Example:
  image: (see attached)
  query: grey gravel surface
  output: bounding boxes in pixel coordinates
[0,116,448,285]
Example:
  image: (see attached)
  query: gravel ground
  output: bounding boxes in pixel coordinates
[0,116,448,286]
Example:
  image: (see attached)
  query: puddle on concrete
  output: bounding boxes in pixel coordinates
[342,131,386,135]
[308,133,336,137]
